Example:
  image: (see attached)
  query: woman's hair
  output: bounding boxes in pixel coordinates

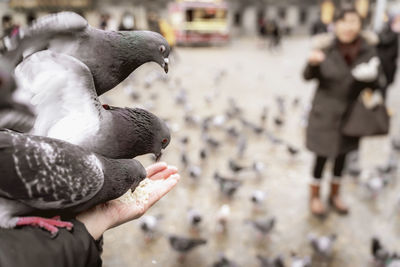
[333,5,361,22]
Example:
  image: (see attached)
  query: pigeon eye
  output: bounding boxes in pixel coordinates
[162,138,168,144]
[102,104,111,110]
[159,45,165,53]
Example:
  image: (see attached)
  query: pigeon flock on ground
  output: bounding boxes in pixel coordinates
[0,11,171,237]
[109,34,400,266]
[1,11,400,267]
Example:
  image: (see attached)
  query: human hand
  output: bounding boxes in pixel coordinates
[76,162,180,240]
[308,50,325,66]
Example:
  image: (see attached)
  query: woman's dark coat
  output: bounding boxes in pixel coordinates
[303,33,383,157]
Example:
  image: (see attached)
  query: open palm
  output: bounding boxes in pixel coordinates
[77,162,180,240]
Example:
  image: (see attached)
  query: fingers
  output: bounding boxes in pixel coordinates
[152,174,180,199]
[149,165,178,180]
[146,162,168,177]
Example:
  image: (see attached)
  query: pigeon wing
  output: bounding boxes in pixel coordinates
[15,50,103,146]
[0,130,104,209]
[3,12,87,66]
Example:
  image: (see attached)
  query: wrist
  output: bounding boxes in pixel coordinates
[76,210,112,240]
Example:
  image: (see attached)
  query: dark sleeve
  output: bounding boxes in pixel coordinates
[303,63,321,81]
[0,219,102,267]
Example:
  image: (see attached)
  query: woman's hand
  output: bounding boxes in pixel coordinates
[76,162,180,240]
[308,50,325,66]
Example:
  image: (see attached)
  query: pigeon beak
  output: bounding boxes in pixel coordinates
[163,58,169,73]
[155,149,164,161]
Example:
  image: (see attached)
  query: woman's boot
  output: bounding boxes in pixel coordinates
[329,179,349,214]
[310,182,326,216]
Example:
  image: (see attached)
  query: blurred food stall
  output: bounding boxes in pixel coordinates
[168,0,229,45]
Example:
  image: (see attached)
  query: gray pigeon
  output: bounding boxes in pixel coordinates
[246,217,276,236]
[168,235,207,253]
[14,12,170,95]
[187,208,203,227]
[139,214,163,241]
[257,255,285,267]
[0,129,146,236]
[372,237,400,266]
[15,51,170,160]
[308,233,336,257]
[214,172,242,197]
[213,254,239,267]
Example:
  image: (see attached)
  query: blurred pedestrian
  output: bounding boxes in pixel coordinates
[267,19,281,51]
[99,13,110,30]
[303,6,383,217]
[1,14,20,53]
[311,15,329,36]
[377,9,400,98]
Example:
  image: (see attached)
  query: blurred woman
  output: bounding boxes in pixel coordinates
[303,6,382,216]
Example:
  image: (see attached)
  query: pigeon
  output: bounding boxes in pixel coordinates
[274,116,284,127]
[260,106,268,125]
[265,131,283,145]
[257,255,285,267]
[253,161,266,175]
[15,12,170,95]
[187,208,203,227]
[292,97,300,108]
[308,233,336,257]
[365,176,389,197]
[123,86,141,101]
[184,113,200,126]
[251,190,267,205]
[225,126,240,139]
[228,159,247,173]
[392,138,400,152]
[213,254,238,267]
[139,215,163,241]
[15,51,171,160]
[225,98,242,119]
[0,129,146,236]
[203,134,221,149]
[290,254,311,267]
[287,145,299,157]
[188,165,202,179]
[176,89,188,105]
[372,238,400,266]
[237,135,248,158]
[168,235,207,253]
[216,204,230,233]
[214,172,242,197]
[246,217,276,236]
[377,152,398,176]
[275,96,286,115]
[180,151,190,168]
[199,148,208,161]
[240,118,264,134]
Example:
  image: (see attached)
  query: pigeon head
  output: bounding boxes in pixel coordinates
[110,107,171,159]
[124,31,170,74]
[145,31,170,73]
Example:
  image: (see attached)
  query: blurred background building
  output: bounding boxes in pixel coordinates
[2,0,400,41]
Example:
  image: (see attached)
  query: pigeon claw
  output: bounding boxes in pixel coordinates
[16,216,74,238]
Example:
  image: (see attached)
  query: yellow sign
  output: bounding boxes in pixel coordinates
[355,0,369,19]
[321,0,335,24]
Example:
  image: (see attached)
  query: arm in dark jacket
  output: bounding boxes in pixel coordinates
[303,63,321,81]
[0,219,103,267]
